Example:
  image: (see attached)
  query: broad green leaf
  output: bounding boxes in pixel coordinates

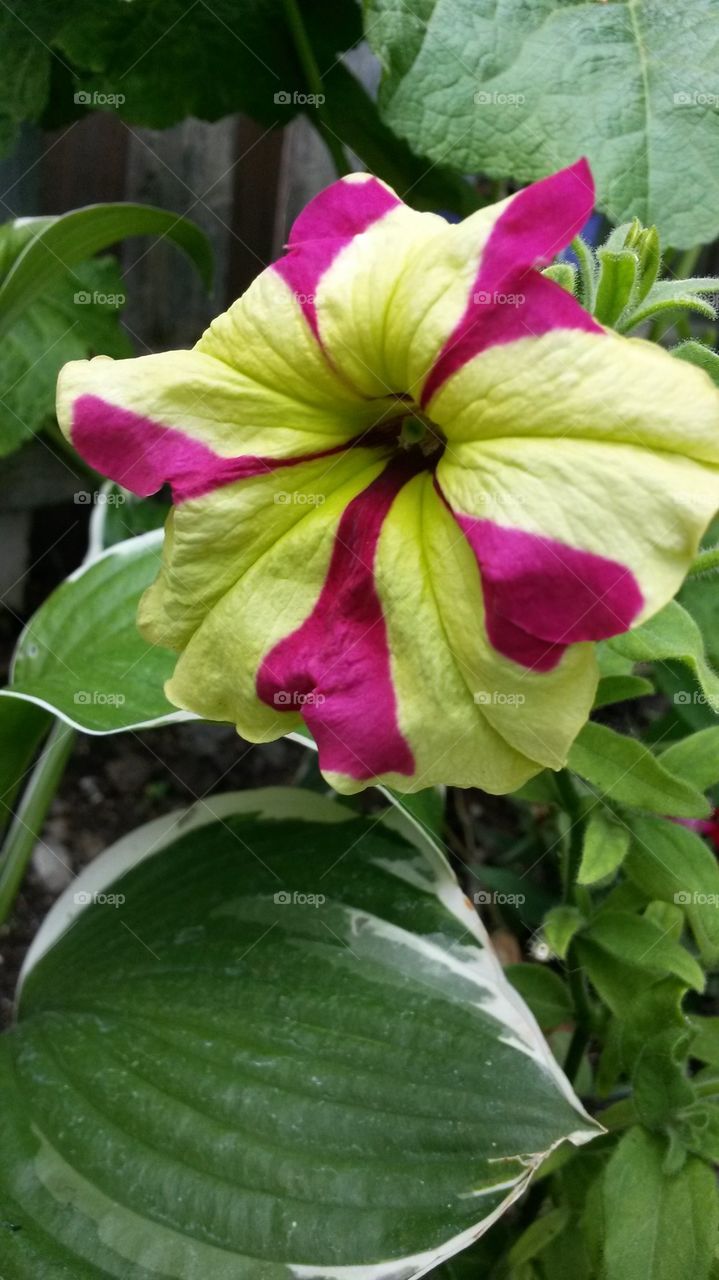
[0,256,131,456]
[567,722,710,819]
[673,341,719,387]
[0,0,361,151]
[626,816,719,965]
[659,728,719,791]
[582,911,703,992]
[578,810,631,885]
[608,600,719,717]
[2,531,184,733]
[543,905,584,961]
[1,789,599,1277]
[365,0,719,246]
[691,1017,719,1067]
[505,964,573,1031]
[602,1127,718,1280]
[0,202,213,337]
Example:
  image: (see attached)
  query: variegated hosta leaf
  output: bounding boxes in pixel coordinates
[1,789,599,1278]
[2,530,187,733]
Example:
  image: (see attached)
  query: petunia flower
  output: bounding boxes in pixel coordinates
[56,161,719,795]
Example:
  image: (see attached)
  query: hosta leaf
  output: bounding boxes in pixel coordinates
[2,530,185,733]
[365,0,719,246]
[0,789,599,1278]
[567,722,710,818]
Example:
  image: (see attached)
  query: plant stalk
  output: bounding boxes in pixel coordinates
[281,0,349,177]
[0,718,75,925]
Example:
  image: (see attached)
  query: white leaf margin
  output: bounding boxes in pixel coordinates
[18,785,601,1280]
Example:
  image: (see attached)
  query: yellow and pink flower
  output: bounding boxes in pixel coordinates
[57,162,719,794]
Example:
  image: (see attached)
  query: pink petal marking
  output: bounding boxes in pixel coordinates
[443,491,643,672]
[71,394,352,502]
[257,455,419,780]
[422,159,602,406]
[273,175,401,338]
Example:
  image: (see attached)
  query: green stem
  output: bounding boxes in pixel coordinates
[281,0,349,177]
[688,543,719,578]
[0,718,75,925]
[571,236,597,313]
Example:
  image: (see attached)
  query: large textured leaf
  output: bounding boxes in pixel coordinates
[2,531,186,733]
[1,789,599,1277]
[0,256,131,456]
[365,0,719,246]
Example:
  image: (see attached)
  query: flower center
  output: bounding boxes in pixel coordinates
[369,394,446,466]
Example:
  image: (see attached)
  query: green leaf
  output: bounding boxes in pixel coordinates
[0,202,212,337]
[690,1017,719,1067]
[582,911,704,992]
[506,1206,570,1268]
[593,674,654,710]
[673,341,719,387]
[658,728,719,791]
[0,7,49,153]
[366,0,719,247]
[567,722,710,819]
[578,810,631,885]
[3,531,183,733]
[619,278,719,333]
[608,600,719,715]
[625,816,719,965]
[0,256,131,456]
[0,789,599,1276]
[505,964,573,1031]
[543,905,584,961]
[602,1127,718,1280]
[632,1030,695,1131]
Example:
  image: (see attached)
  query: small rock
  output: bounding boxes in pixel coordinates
[31,841,73,894]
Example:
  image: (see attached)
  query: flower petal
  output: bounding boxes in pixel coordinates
[435,332,719,669]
